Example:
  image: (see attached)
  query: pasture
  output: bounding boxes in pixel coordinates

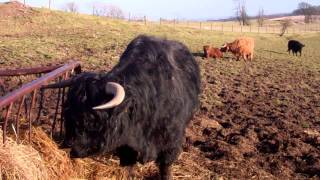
[1,6,320,179]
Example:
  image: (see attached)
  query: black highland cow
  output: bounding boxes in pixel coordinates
[288,40,305,56]
[44,35,201,180]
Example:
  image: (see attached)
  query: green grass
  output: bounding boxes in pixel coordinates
[1,9,320,114]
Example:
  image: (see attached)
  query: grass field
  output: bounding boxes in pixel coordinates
[1,5,320,179]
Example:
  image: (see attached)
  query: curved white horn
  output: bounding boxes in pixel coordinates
[93,82,125,110]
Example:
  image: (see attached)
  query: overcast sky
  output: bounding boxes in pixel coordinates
[1,0,319,20]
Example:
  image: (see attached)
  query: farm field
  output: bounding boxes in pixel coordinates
[1,3,320,180]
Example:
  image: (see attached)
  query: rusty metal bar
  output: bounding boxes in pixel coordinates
[0,61,81,144]
[35,89,45,125]
[60,72,69,138]
[3,103,13,144]
[0,61,81,109]
[15,95,25,144]
[51,85,62,138]
[0,64,62,77]
[28,90,37,143]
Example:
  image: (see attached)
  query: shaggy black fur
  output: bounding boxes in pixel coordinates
[288,40,305,56]
[62,35,201,180]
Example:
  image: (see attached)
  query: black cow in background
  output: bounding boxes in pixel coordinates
[288,40,305,56]
[43,35,201,180]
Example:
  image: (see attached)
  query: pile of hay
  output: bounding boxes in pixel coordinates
[1,126,216,179]
[0,129,48,180]
[27,128,75,179]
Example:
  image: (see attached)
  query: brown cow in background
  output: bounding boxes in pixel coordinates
[220,37,255,61]
[203,45,223,59]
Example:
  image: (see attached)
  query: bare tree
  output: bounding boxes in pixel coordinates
[234,0,250,26]
[279,19,291,36]
[298,2,314,23]
[65,2,78,13]
[257,8,264,27]
[92,3,124,19]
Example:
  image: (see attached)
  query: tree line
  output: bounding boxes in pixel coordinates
[233,1,320,26]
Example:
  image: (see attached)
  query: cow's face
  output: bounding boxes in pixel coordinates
[62,79,110,158]
[64,96,108,158]
[69,119,105,158]
[220,43,229,52]
[61,77,125,158]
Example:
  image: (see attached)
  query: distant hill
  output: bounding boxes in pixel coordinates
[207,13,294,22]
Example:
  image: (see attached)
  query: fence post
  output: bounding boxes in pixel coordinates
[305,24,307,32]
[144,16,147,25]
[266,26,268,33]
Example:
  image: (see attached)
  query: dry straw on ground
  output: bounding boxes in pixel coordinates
[0,129,48,180]
[1,126,215,180]
[27,127,75,180]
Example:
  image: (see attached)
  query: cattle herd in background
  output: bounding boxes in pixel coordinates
[203,37,305,60]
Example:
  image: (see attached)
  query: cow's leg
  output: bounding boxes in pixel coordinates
[236,54,240,61]
[127,166,135,180]
[299,50,302,56]
[157,148,180,180]
[159,163,172,180]
[243,54,247,61]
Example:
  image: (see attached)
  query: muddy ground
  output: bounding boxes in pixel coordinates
[1,54,320,180]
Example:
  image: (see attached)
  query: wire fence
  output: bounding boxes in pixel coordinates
[128,18,320,34]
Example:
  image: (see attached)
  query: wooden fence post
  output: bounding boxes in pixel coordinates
[144,16,147,25]
[266,26,268,33]
[305,24,307,32]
